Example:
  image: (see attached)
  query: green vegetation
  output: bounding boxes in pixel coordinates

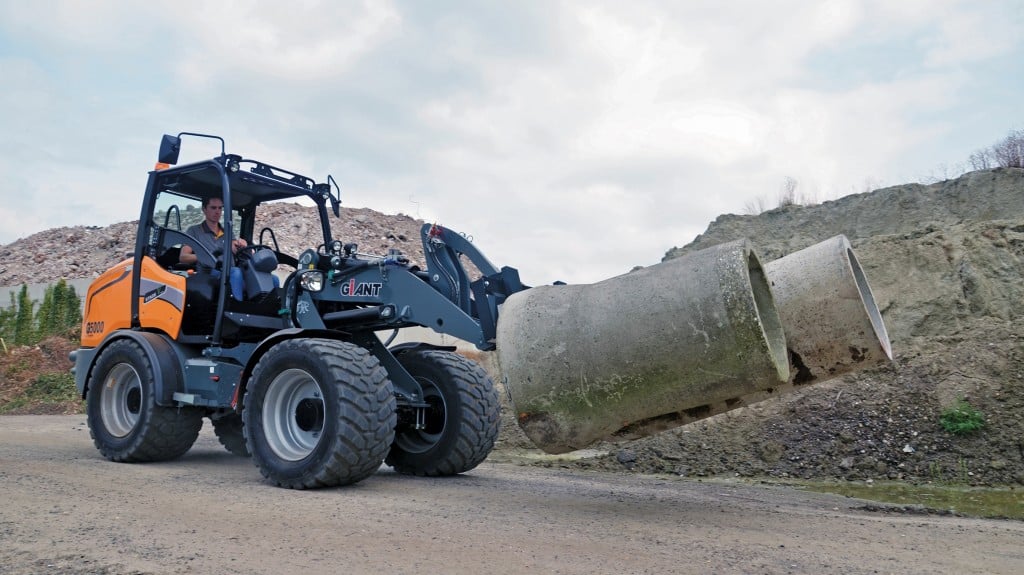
[939,400,985,435]
[0,372,79,414]
[801,480,1024,520]
[0,281,83,414]
[0,279,82,347]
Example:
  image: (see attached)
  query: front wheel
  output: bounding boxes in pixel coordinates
[86,338,203,462]
[387,349,501,476]
[242,339,396,489]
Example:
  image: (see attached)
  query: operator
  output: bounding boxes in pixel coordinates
[179,197,247,266]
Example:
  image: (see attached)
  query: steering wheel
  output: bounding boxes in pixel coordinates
[234,244,273,262]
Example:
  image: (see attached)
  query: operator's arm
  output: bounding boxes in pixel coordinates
[180,238,245,264]
[180,244,198,265]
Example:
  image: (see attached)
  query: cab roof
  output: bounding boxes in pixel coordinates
[156,156,330,210]
[153,132,339,213]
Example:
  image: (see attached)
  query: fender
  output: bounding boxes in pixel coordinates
[78,330,187,406]
[389,342,457,355]
[232,327,344,408]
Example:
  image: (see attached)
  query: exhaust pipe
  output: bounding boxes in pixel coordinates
[496,239,789,454]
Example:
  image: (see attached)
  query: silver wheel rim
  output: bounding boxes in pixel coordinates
[100,363,143,438]
[262,368,326,461]
[396,379,446,454]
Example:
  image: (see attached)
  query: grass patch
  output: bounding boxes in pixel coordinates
[939,400,985,435]
[0,372,79,414]
[800,480,1024,520]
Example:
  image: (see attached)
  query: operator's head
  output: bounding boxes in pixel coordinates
[201,197,224,210]
[203,197,224,213]
[202,197,224,224]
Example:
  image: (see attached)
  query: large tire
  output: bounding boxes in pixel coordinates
[86,338,203,462]
[386,349,500,476]
[211,413,249,457]
[242,339,396,489]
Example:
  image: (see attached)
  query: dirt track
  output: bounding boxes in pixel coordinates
[2,416,1022,575]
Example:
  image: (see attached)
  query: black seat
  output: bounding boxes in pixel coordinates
[155,245,182,269]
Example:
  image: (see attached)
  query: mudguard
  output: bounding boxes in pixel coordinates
[77,331,186,406]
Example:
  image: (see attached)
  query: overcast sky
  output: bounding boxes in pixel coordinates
[1,1,1021,285]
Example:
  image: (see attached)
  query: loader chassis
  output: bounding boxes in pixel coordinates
[72,132,524,488]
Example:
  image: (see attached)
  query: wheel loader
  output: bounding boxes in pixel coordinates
[72,132,527,488]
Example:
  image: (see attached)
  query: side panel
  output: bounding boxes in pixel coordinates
[137,257,186,339]
[80,257,187,347]
[81,259,134,347]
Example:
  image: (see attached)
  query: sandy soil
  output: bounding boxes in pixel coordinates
[2,416,1022,575]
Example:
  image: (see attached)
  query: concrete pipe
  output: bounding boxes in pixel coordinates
[763,234,893,384]
[607,235,894,443]
[496,239,789,454]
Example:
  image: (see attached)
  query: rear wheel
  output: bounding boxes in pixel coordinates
[211,413,249,456]
[242,339,396,489]
[86,338,202,462]
[387,349,500,476]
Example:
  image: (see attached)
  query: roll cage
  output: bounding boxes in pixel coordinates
[131,132,342,344]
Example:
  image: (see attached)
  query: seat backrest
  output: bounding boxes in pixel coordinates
[155,245,182,269]
[249,248,278,273]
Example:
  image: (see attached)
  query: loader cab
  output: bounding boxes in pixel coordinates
[150,193,243,269]
[131,132,342,346]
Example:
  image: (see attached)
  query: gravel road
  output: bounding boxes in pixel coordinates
[2,416,1022,575]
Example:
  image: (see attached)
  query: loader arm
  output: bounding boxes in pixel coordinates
[419,223,528,346]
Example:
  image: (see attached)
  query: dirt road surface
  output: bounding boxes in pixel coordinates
[2,416,1022,575]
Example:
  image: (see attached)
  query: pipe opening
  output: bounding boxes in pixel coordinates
[747,252,790,382]
[846,247,893,360]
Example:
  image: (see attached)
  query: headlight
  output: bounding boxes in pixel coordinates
[299,271,324,292]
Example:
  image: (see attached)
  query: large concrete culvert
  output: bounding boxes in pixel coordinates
[763,234,893,385]
[496,239,789,454]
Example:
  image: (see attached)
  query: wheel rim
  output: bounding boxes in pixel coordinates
[396,378,447,454]
[100,363,143,438]
[262,368,326,461]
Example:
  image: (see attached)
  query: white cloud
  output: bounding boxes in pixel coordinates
[0,0,1021,285]
[167,0,402,89]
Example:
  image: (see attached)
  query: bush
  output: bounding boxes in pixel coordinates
[0,372,79,414]
[0,280,82,349]
[939,400,985,435]
[968,129,1024,170]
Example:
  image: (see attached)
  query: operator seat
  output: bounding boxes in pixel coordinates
[235,247,280,302]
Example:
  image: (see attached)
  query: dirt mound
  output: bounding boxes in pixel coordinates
[0,336,80,415]
[0,204,428,287]
[549,168,1024,486]
[3,168,1023,487]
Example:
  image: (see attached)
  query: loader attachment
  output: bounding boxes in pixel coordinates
[419,223,528,348]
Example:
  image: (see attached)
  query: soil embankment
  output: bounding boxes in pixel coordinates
[3,169,1024,486]
[540,168,1024,486]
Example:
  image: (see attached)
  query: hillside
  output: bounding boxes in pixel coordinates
[2,169,1023,486]
[557,167,1024,486]
[0,204,427,287]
